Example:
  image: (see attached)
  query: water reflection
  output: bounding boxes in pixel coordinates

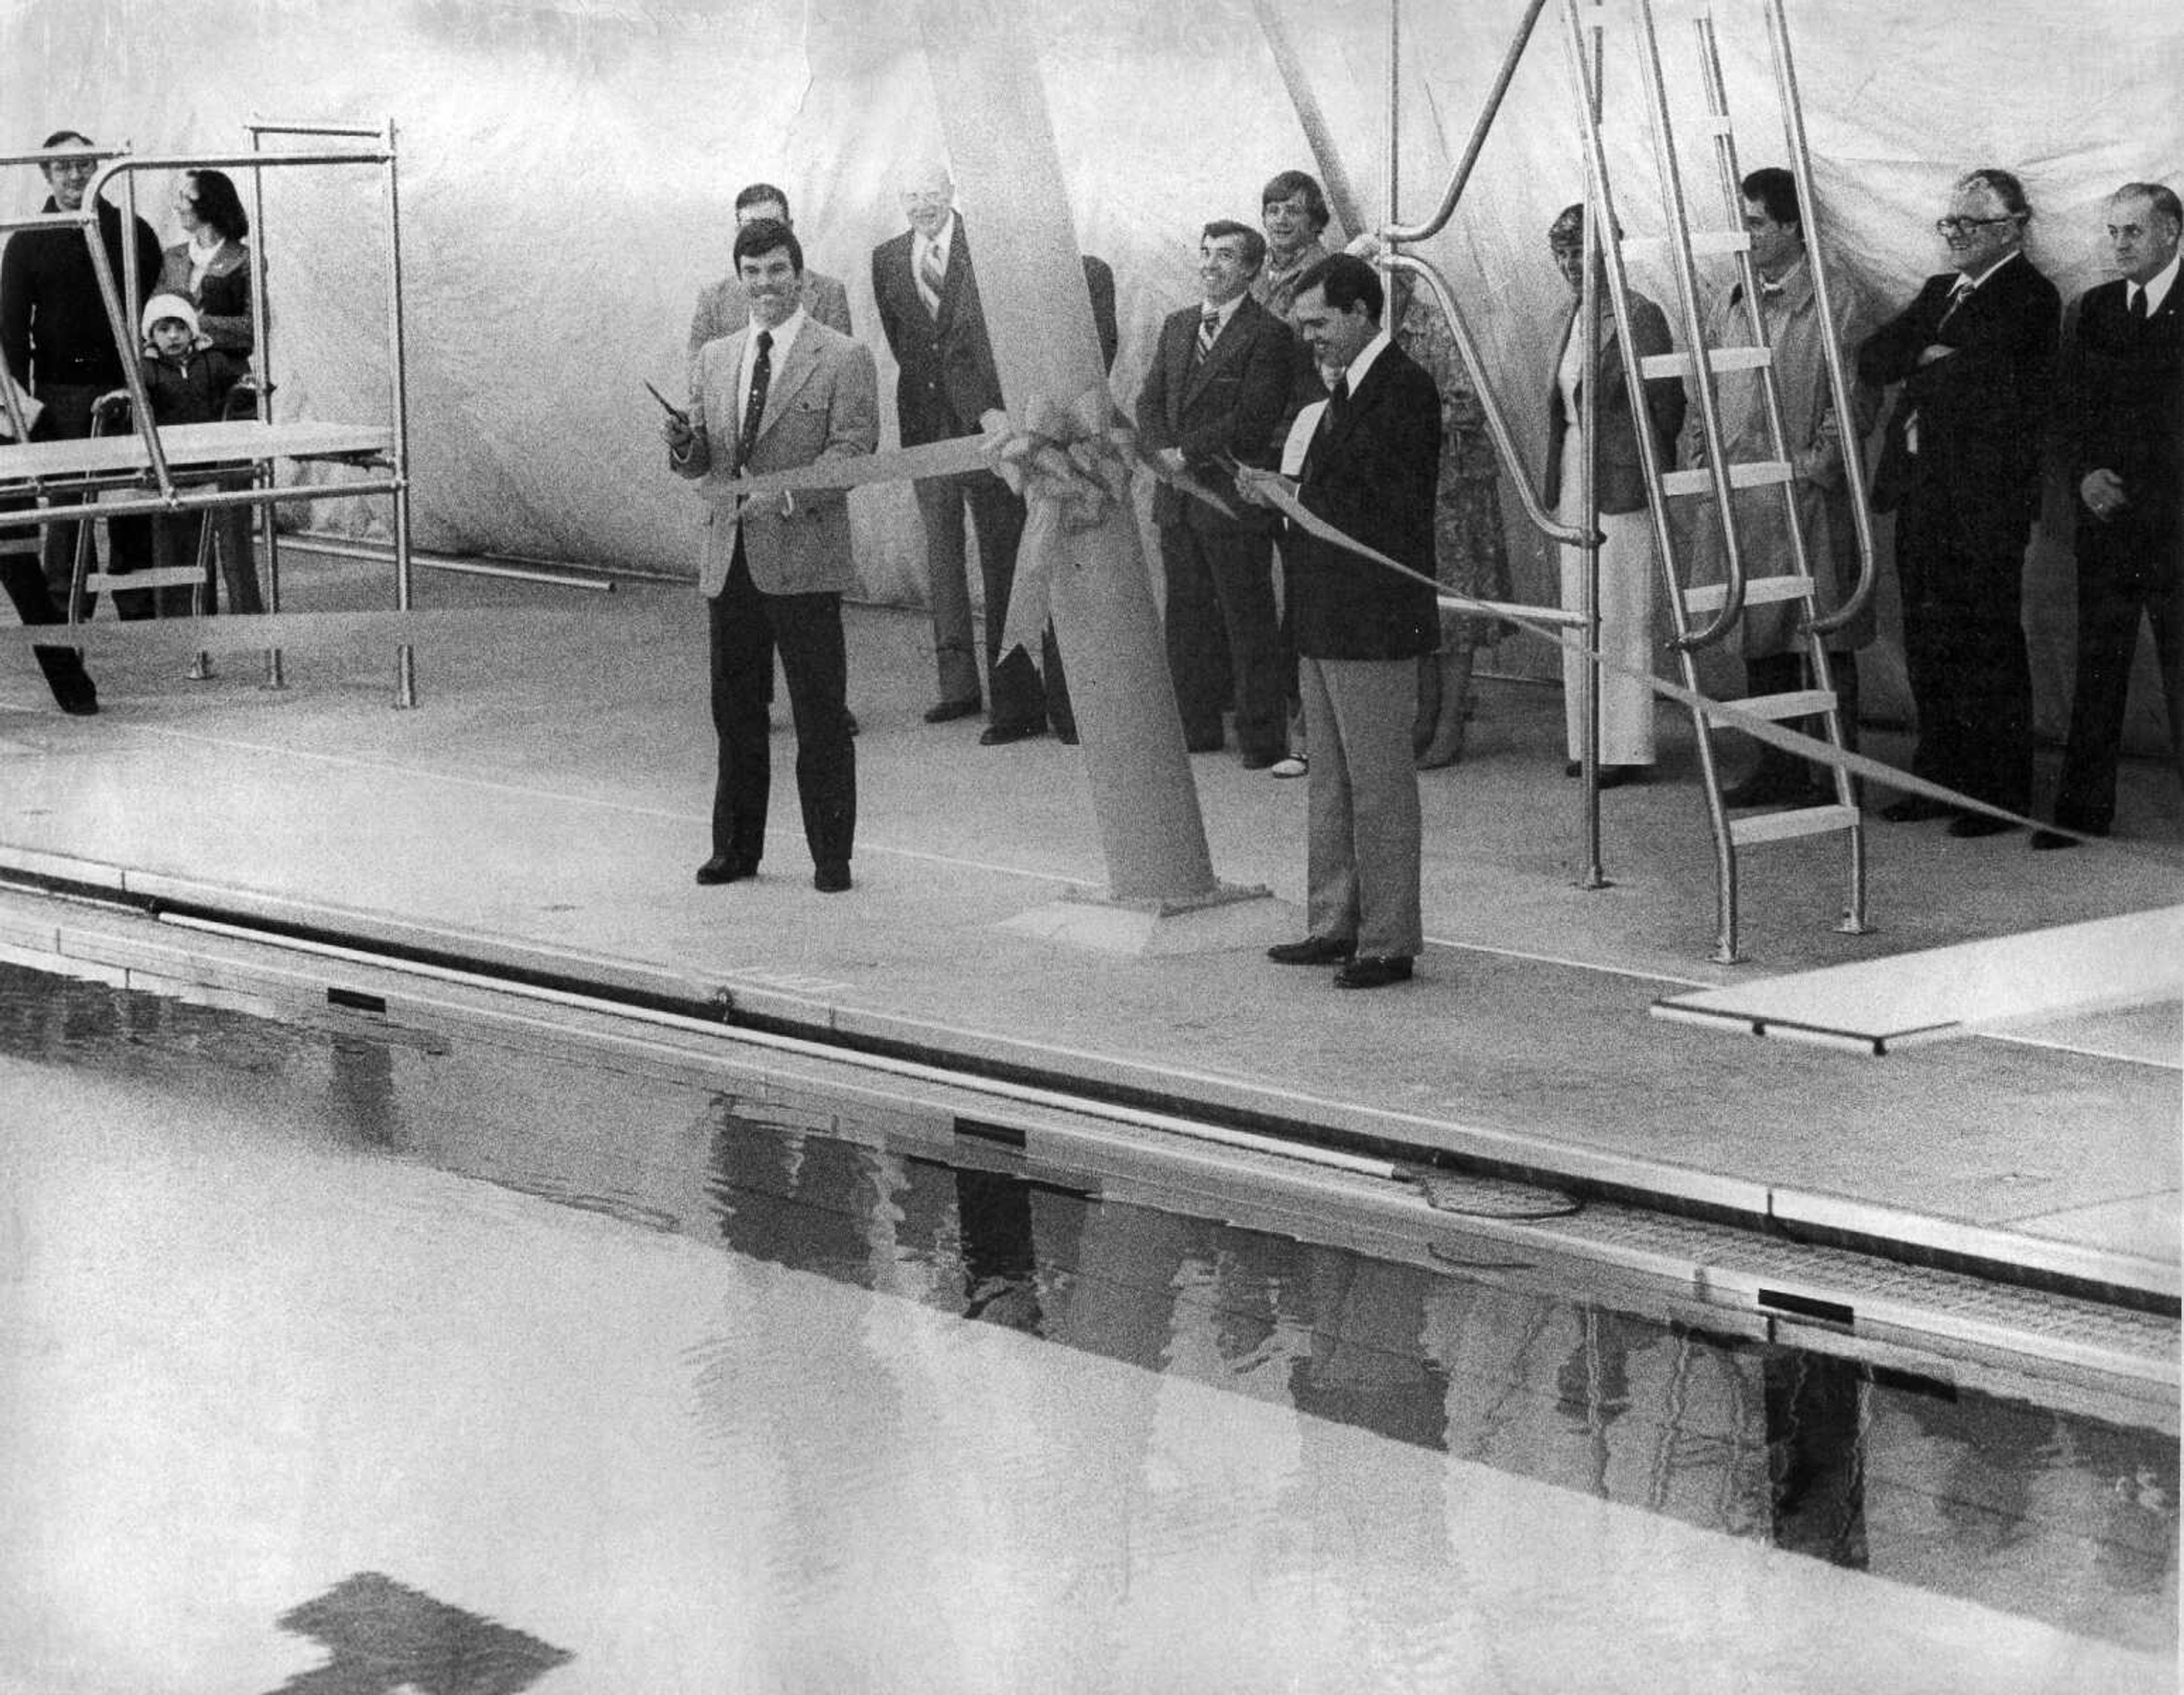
[0,960,2173,1656]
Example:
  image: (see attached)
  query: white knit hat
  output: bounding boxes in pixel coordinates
[141,291,210,350]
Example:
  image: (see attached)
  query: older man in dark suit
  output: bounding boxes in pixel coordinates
[1135,219,1298,768]
[1860,167,2060,835]
[2036,181,2183,848]
[871,162,1116,744]
[665,219,878,894]
[1243,254,1442,990]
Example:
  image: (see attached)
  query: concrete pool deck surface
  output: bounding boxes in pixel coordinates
[3,560,2178,1302]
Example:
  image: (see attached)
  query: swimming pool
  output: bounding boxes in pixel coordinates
[1,959,2173,1693]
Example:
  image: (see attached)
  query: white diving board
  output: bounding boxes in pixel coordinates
[1652,906,2184,1057]
[0,420,392,483]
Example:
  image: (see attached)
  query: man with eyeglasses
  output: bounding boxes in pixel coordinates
[1,129,163,710]
[2035,181,2183,848]
[1860,167,2059,836]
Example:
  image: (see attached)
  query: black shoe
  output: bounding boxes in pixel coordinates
[56,691,99,717]
[923,695,982,724]
[1880,795,1953,824]
[695,854,756,885]
[813,860,853,893]
[1563,760,1581,778]
[1053,722,1079,746]
[2029,828,2081,851]
[846,710,859,736]
[1268,935,1355,965]
[1595,764,1651,790]
[1184,735,1225,754]
[1946,812,2017,839]
[1335,955,1415,989]
[1719,766,1807,809]
[979,720,1046,746]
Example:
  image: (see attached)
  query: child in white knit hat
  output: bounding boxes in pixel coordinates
[139,292,260,620]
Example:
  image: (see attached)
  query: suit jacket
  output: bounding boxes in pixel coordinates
[1540,288,1685,516]
[2062,274,2181,569]
[871,217,1118,446]
[1286,340,1443,661]
[687,268,851,374]
[673,317,879,598]
[1134,293,1296,533]
[1860,251,2059,547]
[1,197,164,389]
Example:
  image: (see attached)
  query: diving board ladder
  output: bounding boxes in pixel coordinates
[1560,0,1880,963]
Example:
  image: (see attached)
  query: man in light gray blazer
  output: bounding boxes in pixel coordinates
[667,218,878,893]
[686,183,851,378]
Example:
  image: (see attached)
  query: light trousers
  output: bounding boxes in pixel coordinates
[1300,654,1424,959]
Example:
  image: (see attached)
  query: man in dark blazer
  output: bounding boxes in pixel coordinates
[1,127,160,685]
[665,219,878,894]
[1242,254,1441,990]
[871,163,1116,744]
[1860,167,2060,835]
[2036,181,2183,848]
[1135,219,1298,767]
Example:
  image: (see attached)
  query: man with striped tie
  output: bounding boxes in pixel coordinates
[870,161,1116,745]
[1135,220,1300,768]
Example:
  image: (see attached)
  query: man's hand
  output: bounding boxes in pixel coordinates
[1232,465,1297,509]
[1157,446,1187,475]
[2080,467,2127,521]
[661,411,696,454]
[1914,343,1956,367]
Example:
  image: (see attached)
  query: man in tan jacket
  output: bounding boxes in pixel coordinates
[667,218,878,893]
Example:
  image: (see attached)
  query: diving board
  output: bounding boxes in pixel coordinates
[1652,906,2184,1056]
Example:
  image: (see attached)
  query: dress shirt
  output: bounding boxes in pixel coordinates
[737,305,806,433]
[913,214,957,306]
[2132,250,2179,318]
[1198,291,1247,337]
[1337,326,1392,397]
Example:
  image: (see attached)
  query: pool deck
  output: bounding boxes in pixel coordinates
[4,557,2179,1303]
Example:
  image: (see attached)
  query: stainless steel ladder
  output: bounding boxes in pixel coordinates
[1560,0,1880,963]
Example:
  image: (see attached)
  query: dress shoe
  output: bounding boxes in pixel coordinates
[56,691,99,717]
[1880,795,1953,824]
[694,854,755,885]
[812,860,853,893]
[1595,764,1651,790]
[1184,735,1225,754]
[2029,828,2081,851]
[1946,812,2017,839]
[1053,722,1079,746]
[1334,955,1414,990]
[1563,760,1582,778]
[1269,755,1308,778]
[1268,935,1355,965]
[979,720,1046,746]
[923,695,982,724]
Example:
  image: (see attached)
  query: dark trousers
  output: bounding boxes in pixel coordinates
[915,467,1072,735]
[154,498,261,616]
[708,542,855,871]
[1162,520,1284,760]
[2051,530,2183,831]
[35,382,156,621]
[1,527,97,707]
[1896,500,2033,813]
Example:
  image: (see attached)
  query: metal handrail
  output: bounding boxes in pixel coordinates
[1381,0,1553,246]
[1383,254,1594,549]
[1628,0,1749,649]
[1764,0,1880,636]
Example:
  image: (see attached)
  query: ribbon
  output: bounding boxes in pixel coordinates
[982,387,1243,661]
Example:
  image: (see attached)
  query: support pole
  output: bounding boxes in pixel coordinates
[917,0,1221,907]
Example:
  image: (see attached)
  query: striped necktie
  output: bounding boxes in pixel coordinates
[1194,307,1220,362]
[918,243,947,311]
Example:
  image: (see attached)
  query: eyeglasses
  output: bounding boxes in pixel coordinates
[1934,215,2017,237]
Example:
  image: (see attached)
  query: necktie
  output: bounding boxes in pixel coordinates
[1194,308,1220,363]
[1324,372,1350,421]
[1938,275,1975,328]
[919,243,947,311]
[735,329,772,473]
[2128,285,2149,324]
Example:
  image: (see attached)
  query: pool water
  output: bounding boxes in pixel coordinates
[0,961,2173,1694]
